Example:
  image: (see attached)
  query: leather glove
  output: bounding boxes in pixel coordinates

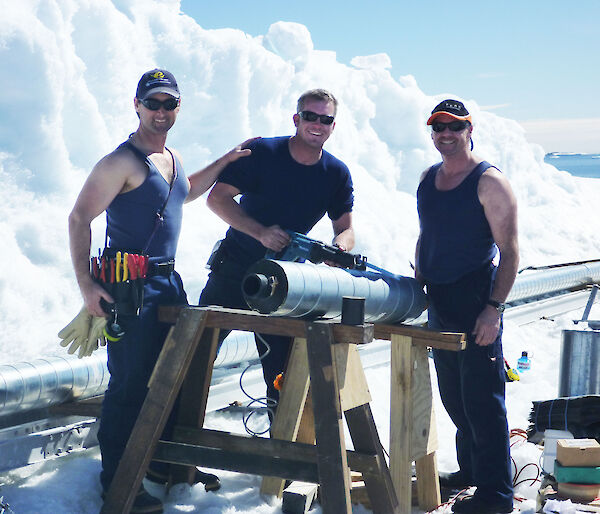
[58,307,92,358]
[84,316,108,357]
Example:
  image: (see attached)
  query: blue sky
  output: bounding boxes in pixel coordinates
[180,0,599,153]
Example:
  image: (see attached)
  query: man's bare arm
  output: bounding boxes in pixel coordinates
[206,182,290,251]
[473,169,519,345]
[68,153,132,316]
[331,212,355,251]
[185,138,258,203]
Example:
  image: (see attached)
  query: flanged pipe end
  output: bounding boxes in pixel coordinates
[242,273,272,299]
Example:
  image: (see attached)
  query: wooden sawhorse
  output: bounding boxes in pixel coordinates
[100,307,401,514]
[259,322,466,513]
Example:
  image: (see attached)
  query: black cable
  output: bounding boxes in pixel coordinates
[238,333,277,436]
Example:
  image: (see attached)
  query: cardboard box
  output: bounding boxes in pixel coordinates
[557,439,600,467]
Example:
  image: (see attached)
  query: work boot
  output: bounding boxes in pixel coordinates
[439,470,474,490]
[146,467,221,492]
[452,495,513,513]
[102,485,163,514]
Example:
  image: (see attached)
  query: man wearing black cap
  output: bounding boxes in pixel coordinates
[415,99,519,513]
[68,68,254,512]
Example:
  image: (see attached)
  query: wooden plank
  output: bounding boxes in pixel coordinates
[100,309,209,514]
[334,344,372,411]
[169,327,219,486]
[415,452,441,511]
[169,427,379,474]
[410,345,438,461]
[159,306,374,344]
[389,334,413,514]
[295,388,316,446]
[154,440,319,483]
[282,481,319,514]
[344,403,400,514]
[306,322,352,514]
[261,338,311,497]
[350,481,370,509]
[375,324,465,351]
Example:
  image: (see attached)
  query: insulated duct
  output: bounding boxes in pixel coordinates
[0,331,256,418]
[2,260,600,419]
[242,260,427,323]
[0,355,109,418]
[507,262,600,303]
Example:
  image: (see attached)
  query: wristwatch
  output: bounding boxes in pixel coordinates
[487,299,506,314]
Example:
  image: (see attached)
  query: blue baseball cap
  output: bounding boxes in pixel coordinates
[136,69,180,100]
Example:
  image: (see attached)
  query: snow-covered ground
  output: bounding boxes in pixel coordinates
[3,303,600,513]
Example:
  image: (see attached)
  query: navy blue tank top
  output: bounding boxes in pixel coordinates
[106,141,188,260]
[417,161,497,284]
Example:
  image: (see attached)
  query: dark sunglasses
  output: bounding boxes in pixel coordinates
[139,97,180,111]
[431,120,470,132]
[298,110,335,125]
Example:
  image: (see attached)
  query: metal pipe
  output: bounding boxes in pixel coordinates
[242,260,427,323]
[0,331,256,418]
[2,259,600,419]
[508,262,600,303]
[0,355,109,417]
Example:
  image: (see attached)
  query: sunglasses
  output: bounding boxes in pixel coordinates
[431,120,470,132]
[298,110,335,125]
[139,97,180,111]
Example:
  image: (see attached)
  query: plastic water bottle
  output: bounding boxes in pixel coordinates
[516,351,531,371]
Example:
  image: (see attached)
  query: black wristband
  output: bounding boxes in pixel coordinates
[487,299,505,313]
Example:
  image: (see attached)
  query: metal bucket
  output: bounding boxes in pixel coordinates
[559,330,600,396]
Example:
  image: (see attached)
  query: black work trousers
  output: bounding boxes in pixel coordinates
[426,263,513,505]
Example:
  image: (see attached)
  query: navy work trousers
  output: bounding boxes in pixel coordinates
[97,271,188,492]
[426,263,513,504]
[199,258,292,407]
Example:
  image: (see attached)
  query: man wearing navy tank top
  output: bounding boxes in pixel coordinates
[68,69,253,512]
[200,89,354,412]
[415,100,519,514]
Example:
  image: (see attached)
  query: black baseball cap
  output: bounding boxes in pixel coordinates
[136,69,180,100]
[427,99,472,125]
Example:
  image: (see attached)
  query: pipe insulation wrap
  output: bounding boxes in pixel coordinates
[242,259,427,323]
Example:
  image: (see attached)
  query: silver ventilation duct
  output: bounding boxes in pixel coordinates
[242,260,427,323]
[0,355,109,418]
[0,331,256,418]
[1,260,600,419]
[507,262,600,303]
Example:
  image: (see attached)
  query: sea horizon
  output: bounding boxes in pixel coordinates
[544,152,600,178]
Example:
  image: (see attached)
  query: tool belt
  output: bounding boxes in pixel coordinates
[206,239,227,272]
[148,260,175,277]
[91,251,149,317]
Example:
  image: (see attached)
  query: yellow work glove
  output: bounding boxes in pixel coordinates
[85,316,108,357]
[58,307,92,358]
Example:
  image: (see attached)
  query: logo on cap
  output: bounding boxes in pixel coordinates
[136,68,180,100]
